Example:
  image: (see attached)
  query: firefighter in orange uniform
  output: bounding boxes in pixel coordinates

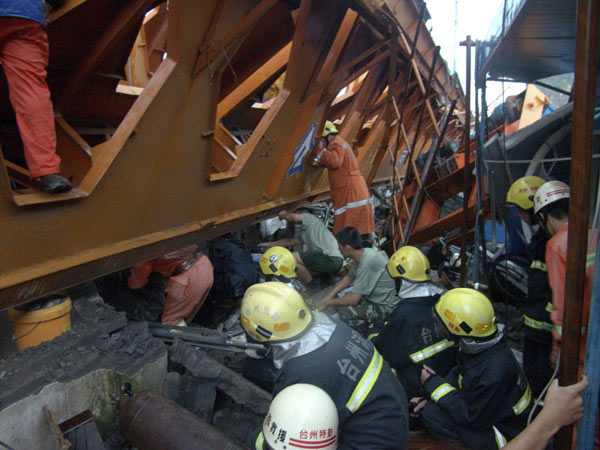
[313,121,375,237]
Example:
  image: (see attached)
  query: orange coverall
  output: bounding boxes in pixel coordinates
[546,223,597,367]
[128,245,214,325]
[0,17,62,178]
[315,136,375,235]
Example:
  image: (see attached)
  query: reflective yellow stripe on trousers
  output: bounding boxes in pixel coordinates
[255,431,264,450]
[493,426,507,448]
[346,350,383,413]
[512,385,531,415]
[530,260,547,271]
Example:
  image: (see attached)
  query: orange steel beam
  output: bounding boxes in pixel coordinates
[0,0,463,308]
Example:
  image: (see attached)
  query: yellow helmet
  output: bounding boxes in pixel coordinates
[387,246,431,281]
[241,282,312,342]
[259,246,297,279]
[434,288,497,338]
[322,120,338,137]
[506,176,546,210]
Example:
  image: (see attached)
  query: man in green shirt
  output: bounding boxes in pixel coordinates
[259,210,344,285]
[316,226,399,335]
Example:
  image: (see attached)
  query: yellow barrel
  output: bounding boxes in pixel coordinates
[8,297,72,351]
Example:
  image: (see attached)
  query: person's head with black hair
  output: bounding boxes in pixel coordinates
[335,226,363,260]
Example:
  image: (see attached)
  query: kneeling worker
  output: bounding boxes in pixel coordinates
[243,282,409,450]
[416,288,532,448]
[373,246,456,400]
[316,226,398,335]
[259,210,344,287]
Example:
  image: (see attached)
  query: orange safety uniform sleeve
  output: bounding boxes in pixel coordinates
[162,255,214,325]
[127,261,155,289]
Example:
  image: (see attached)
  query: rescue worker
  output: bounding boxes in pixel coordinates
[506,176,553,398]
[243,282,409,450]
[533,181,596,370]
[316,226,399,336]
[258,245,306,295]
[128,245,214,326]
[505,176,546,257]
[416,288,532,448]
[0,0,72,193]
[312,121,375,237]
[257,383,339,450]
[259,210,344,286]
[372,246,455,402]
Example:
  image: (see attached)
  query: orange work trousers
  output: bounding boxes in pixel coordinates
[0,17,61,178]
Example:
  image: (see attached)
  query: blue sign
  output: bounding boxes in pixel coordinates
[286,123,318,178]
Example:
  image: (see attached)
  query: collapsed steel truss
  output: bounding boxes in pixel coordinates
[0,0,464,307]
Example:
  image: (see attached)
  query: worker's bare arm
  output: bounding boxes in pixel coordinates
[503,376,588,450]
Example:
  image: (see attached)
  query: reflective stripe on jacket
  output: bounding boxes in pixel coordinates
[273,321,409,450]
[373,294,457,399]
[318,136,375,235]
[423,337,531,442]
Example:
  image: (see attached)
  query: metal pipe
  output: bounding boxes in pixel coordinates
[118,391,244,450]
[556,0,599,446]
[459,36,475,286]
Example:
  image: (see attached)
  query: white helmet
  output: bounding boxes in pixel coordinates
[533,181,570,214]
[262,384,338,450]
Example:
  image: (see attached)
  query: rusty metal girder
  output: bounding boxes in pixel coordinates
[0,0,463,308]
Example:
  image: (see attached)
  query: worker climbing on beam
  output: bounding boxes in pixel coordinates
[242,282,409,450]
[506,176,554,398]
[0,0,72,193]
[533,181,596,372]
[258,210,344,288]
[372,246,456,408]
[415,288,532,448]
[316,226,399,336]
[312,120,375,243]
[128,245,214,326]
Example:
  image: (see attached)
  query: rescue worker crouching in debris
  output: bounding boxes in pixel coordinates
[0,0,72,193]
[316,226,399,336]
[533,181,596,371]
[312,121,375,240]
[258,245,305,292]
[258,383,339,450]
[243,282,409,450]
[127,245,214,326]
[372,246,456,405]
[506,176,554,398]
[258,210,344,288]
[414,288,532,449]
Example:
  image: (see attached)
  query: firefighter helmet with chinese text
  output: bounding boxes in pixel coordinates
[322,120,338,137]
[533,180,570,214]
[434,288,497,338]
[263,383,338,450]
[506,176,546,210]
[241,282,312,342]
[387,246,431,282]
[259,246,297,279]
